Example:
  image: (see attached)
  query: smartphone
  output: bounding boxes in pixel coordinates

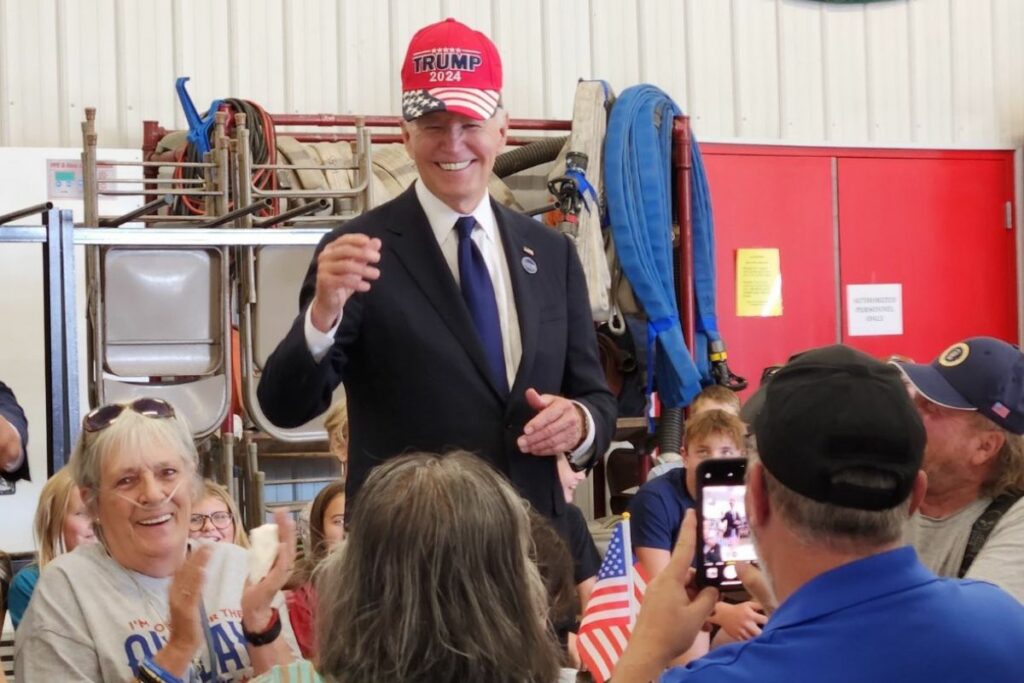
[696,458,757,589]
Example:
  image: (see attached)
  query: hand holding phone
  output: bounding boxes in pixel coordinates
[696,458,758,589]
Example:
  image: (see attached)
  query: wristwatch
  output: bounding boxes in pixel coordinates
[565,450,591,472]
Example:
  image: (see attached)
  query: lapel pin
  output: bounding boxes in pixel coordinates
[521,256,538,274]
[523,246,535,256]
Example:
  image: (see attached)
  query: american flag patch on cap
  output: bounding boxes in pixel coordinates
[992,402,1010,419]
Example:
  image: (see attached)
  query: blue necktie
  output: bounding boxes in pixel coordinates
[455,216,508,394]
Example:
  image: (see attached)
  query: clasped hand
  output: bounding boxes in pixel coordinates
[517,388,586,456]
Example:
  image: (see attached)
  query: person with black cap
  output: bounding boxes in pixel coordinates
[893,336,1024,603]
[611,344,1024,683]
[256,18,615,520]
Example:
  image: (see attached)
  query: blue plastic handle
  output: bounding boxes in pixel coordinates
[175,76,222,155]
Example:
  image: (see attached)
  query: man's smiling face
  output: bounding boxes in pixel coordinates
[402,109,508,214]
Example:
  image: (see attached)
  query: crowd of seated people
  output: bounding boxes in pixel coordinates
[4,335,1024,682]
[13,399,299,681]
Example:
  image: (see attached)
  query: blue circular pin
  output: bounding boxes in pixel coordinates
[521,256,538,274]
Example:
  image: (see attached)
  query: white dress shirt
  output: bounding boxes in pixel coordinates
[303,181,594,457]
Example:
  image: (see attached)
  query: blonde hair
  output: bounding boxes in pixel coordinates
[33,466,83,568]
[692,385,741,414]
[684,409,746,451]
[323,395,348,443]
[196,479,250,548]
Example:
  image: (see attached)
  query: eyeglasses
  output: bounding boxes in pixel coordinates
[82,398,176,433]
[189,511,234,531]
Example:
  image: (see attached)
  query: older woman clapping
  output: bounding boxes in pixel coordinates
[15,398,298,682]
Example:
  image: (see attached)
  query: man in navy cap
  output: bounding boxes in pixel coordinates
[893,337,1024,603]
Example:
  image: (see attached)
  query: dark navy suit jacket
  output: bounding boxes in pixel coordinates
[0,381,29,481]
[257,186,616,516]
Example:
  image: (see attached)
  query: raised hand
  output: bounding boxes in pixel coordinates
[611,510,719,683]
[241,509,296,634]
[0,415,22,472]
[151,544,213,678]
[310,234,382,332]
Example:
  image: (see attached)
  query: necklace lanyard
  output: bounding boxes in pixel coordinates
[120,557,221,681]
[199,597,221,681]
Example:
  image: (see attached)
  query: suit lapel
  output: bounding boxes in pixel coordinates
[387,187,505,399]
[494,201,539,401]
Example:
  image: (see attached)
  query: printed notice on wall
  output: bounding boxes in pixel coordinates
[736,248,782,317]
[847,283,903,336]
[46,159,116,200]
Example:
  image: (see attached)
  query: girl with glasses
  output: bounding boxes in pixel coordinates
[190,480,249,548]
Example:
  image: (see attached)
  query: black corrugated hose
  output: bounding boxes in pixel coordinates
[657,406,684,458]
[492,136,568,178]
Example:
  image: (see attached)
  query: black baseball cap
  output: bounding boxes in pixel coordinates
[893,337,1024,435]
[753,345,925,511]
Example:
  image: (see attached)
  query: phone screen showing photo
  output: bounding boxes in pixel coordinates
[700,484,757,586]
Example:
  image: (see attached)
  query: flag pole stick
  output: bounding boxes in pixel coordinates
[621,512,637,626]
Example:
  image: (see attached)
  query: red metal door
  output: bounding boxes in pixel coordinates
[703,149,838,400]
[837,153,1018,361]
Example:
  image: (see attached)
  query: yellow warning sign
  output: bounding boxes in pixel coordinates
[736,248,782,317]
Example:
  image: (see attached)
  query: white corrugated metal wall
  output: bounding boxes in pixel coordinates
[1,0,1022,149]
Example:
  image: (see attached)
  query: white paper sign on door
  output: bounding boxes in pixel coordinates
[847,284,903,337]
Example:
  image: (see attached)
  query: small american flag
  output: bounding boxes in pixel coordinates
[992,402,1010,419]
[577,515,648,683]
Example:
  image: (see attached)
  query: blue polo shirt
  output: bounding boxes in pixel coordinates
[628,468,695,551]
[662,546,1024,682]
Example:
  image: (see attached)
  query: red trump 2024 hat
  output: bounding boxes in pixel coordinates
[401,18,503,121]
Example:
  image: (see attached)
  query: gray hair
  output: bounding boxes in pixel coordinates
[315,451,561,683]
[971,413,1024,497]
[71,405,201,510]
[754,453,908,553]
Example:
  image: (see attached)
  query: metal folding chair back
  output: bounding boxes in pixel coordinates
[94,246,232,439]
[239,244,343,442]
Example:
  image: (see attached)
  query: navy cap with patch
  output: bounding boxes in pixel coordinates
[893,336,1024,435]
